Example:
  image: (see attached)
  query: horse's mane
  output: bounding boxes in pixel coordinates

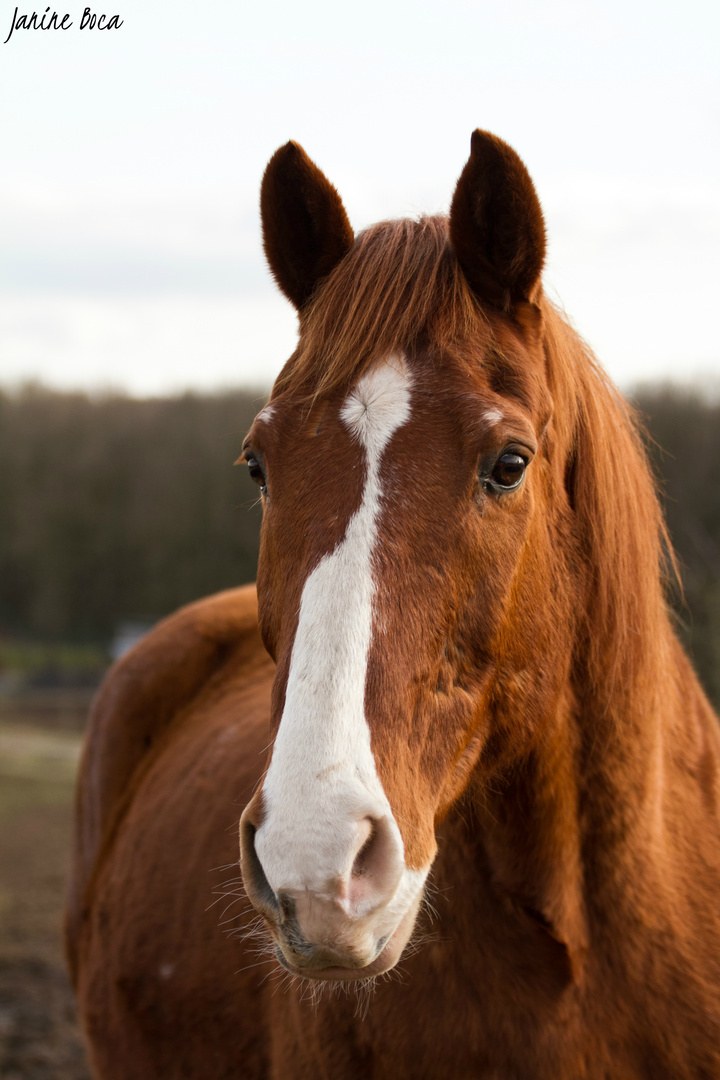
[540,303,676,717]
[273,215,677,718]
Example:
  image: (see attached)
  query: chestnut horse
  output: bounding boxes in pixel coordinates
[67,132,720,1079]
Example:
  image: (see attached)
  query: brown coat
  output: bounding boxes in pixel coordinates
[67,132,720,1079]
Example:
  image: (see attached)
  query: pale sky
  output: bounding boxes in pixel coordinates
[1,0,718,395]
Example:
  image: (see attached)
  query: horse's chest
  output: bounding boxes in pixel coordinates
[265,943,581,1080]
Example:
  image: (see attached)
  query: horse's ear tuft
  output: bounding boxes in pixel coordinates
[449,130,546,310]
[260,141,355,310]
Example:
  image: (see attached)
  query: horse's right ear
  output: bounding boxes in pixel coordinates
[260,142,355,310]
[450,130,546,311]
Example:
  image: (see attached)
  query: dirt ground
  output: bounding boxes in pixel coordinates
[0,720,92,1079]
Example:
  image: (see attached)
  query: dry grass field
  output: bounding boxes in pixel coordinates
[0,717,92,1079]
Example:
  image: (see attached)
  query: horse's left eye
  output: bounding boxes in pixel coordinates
[487,452,527,492]
[246,455,268,496]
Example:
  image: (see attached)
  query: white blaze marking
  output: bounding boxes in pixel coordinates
[256,356,424,914]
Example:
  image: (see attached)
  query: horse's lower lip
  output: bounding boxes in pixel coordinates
[277,943,395,982]
[273,898,420,982]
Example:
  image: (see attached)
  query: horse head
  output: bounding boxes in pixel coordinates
[238,132,655,982]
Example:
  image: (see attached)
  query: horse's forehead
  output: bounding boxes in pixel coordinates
[339,356,413,454]
[259,349,537,464]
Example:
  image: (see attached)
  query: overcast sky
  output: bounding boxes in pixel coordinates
[1,0,718,396]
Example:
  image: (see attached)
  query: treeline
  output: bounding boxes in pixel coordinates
[634,387,720,708]
[0,385,265,644]
[0,383,718,708]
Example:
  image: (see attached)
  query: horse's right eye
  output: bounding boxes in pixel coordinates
[481,450,529,495]
[246,456,267,496]
[490,452,527,490]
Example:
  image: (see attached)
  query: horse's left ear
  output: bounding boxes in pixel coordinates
[261,141,355,310]
[450,130,546,310]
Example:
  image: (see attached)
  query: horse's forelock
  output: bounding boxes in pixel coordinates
[272,215,484,402]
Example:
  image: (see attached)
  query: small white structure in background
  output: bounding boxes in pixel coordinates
[110,622,153,662]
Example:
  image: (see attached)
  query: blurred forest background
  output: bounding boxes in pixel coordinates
[0,380,719,1079]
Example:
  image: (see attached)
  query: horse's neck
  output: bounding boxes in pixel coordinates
[464,683,588,961]
[457,630,720,966]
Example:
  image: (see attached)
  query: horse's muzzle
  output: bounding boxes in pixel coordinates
[239,797,426,980]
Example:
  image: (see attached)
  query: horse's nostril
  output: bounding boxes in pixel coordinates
[239,812,280,921]
[277,890,297,923]
[348,815,404,913]
[352,819,377,879]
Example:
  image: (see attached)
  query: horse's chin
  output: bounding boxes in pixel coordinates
[273,893,422,983]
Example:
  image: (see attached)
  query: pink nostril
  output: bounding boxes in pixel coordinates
[351,820,376,879]
[347,815,404,915]
[349,816,375,876]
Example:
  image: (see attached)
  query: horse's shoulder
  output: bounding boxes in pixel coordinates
[66,584,272,980]
[103,582,265,698]
[86,582,266,775]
